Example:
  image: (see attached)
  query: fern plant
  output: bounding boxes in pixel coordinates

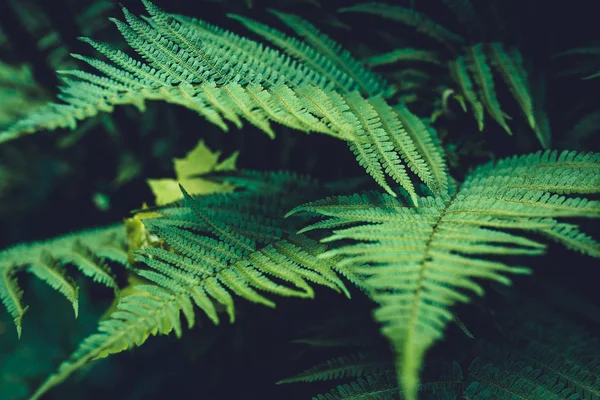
[0,1,598,400]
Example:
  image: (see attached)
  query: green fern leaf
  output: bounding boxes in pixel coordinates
[0,224,127,336]
[466,44,512,135]
[28,176,357,399]
[289,150,600,400]
[487,43,547,148]
[450,55,485,131]
[488,44,535,128]
[0,267,28,338]
[278,351,392,384]
[27,251,79,318]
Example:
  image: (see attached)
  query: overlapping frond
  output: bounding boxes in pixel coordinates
[0,0,449,200]
[288,150,600,400]
[29,175,359,399]
[0,224,127,337]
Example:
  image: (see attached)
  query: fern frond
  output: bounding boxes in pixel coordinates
[0,267,27,338]
[1,4,345,141]
[0,224,127,337]
[454,43,545,143]
[289,150,600,400]
[29,178,356,399]
[488,43,552,147]
[26,251,79,317]
[450,55,485,130]
[468,149,600,194]
[278,351,392,384]
[313,371,400,400]
[339,3,464,51]
[488,44,535,130]
[310,362,463,400]
[466,44,512,135]
[0,1,446,199]
[283,310,465,399]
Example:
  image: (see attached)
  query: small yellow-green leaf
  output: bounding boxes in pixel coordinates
[147,140,239,205]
